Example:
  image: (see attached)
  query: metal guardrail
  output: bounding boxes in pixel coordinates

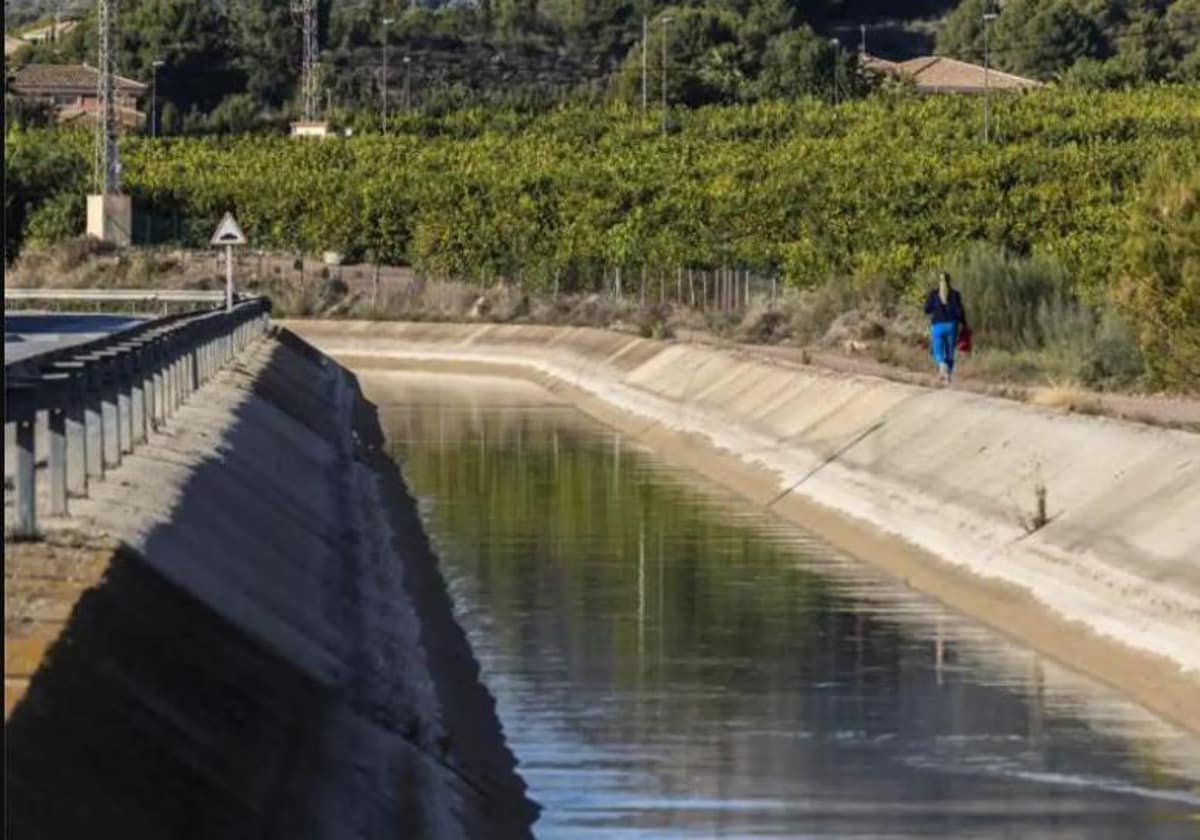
[5,288,228,303]
[4,297,272,539]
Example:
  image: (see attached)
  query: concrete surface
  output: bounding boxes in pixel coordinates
[3,311,145,364]
[284,320,1200,733]
[4,329,537,839]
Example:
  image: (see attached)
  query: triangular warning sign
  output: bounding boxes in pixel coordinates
[210,211,248,246]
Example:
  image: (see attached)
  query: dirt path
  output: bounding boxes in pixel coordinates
[673,330,1200,430]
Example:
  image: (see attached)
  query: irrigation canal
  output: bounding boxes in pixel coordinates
[367,370,1200,839]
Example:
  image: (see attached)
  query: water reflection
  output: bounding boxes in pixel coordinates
[367,371,1200,839]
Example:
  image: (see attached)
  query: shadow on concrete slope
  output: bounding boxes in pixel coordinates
[5,546,337,839]
[4,330,537,839]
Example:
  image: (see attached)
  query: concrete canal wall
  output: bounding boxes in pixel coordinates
[285,320,1200,734]
[5,329,537,838]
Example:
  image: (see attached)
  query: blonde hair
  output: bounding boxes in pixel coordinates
[938,272,951,305]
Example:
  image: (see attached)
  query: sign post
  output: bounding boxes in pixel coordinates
[210,212,248,312]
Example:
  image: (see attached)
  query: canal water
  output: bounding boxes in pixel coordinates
[370,371,1200,839]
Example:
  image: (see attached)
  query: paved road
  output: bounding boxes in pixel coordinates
[4,312,146,366]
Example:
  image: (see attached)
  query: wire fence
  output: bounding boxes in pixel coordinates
[129,246,784,316]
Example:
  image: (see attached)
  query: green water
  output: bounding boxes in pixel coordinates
[374,372,1200,839]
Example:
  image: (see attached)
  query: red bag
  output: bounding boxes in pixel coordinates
[957,325,973,354]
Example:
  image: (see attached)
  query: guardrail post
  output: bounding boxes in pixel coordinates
[169,332,183,414]
[65,369,88,497]
[166,338,180,413]
[179,332,190,403]
[190,324,202,393]
[210,319,221,374]
[129,344,148,447]
[49,362,90,498]
[9,386,38,539]
[45,375,69,517]
[83,360,105,481]
[155,334,169,427]
[100,356,123,469]
[208,320,219,378]
[196,323,207,384]
[141,335,159,433]
[116,351,134,455]
[172,334,186,409]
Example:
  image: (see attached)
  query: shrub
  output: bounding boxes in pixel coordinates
[24,192,84,247]
[1079,309,1145,389]
[944,243,1077,350]
[1115,165,1200,392]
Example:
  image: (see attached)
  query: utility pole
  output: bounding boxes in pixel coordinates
[94,0,118,194]
[641,15,647,114]
[291,0,318,121]
[381,17,393,132]
[860,24,866,55]
[983,10,998,143]
[660,16,672,136]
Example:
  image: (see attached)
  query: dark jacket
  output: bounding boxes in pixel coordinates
[924,288,967,327]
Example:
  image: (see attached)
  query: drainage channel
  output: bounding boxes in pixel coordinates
[367,370,1200,839]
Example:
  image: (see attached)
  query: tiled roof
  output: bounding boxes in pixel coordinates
[11,63,148,95]
[897,56,1041,92]
[860,53,902,74]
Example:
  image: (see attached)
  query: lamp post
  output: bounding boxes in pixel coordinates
[403,55,412,113]
[983,11,998,143]
[829,38,840,105]
[660,16,672,136]
[641,15,648,115]
[150,59,164,137]
[382,17,393,132]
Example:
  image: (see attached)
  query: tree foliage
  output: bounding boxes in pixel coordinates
[938,0,1200,84]
[4,127,88,263]
[20,86,1200,292]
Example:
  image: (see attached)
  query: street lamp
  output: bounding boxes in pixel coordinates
[403,55,412,113]
[983,10,998,143]
[641,15,648,114]
[150,59,164,137]
[660,16,672,136]
[829,38,841,105]
[382,17,393,133]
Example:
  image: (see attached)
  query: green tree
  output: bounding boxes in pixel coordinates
[757,25,862,102]
[120,0,241,117]
[1165,0,1200,82]
[614,7,746,107]
[935,0,994,63]
[991,0,1109,79]
[228,0,299,110]
[4,128,88,262]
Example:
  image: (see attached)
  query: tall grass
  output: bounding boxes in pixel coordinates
[946,244,1077,349]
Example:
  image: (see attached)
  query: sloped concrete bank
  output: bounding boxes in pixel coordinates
[4,329,538,838]
[284,320,1200,735]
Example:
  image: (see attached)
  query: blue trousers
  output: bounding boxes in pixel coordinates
[930,322,958,372]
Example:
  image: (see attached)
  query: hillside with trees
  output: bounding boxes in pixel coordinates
[6,0,1196,131]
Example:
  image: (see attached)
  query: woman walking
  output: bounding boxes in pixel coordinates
[924,272,969,384]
